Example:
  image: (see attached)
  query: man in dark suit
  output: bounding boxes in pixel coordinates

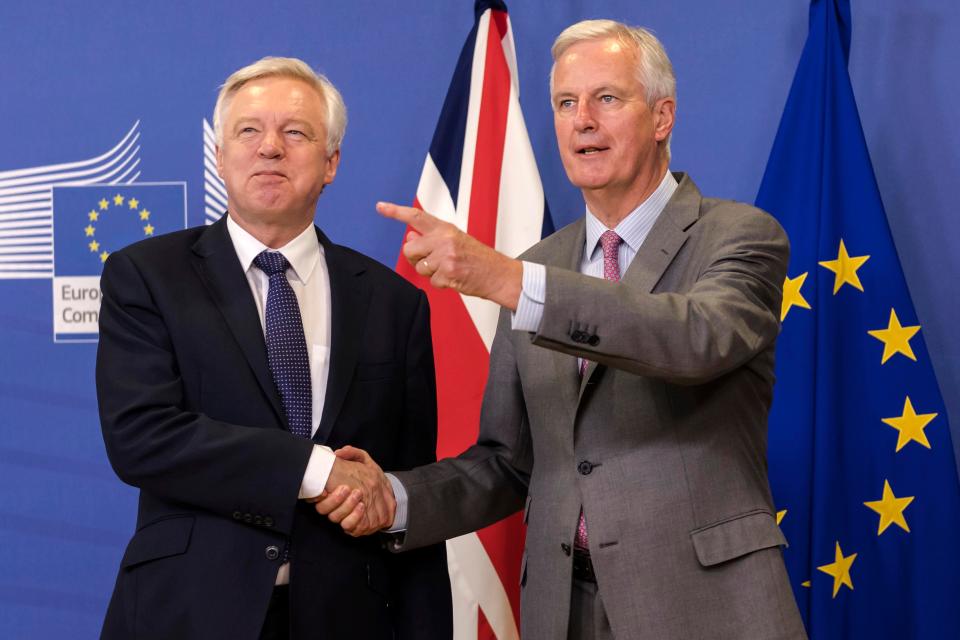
[319,20,806,640]
[97,56,451,639]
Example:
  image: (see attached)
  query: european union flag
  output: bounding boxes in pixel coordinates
[51,183,186,342]
[757,0,960,636]
[52,183,186,276]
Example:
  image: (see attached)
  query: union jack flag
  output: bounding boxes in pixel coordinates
[395,1,552,637]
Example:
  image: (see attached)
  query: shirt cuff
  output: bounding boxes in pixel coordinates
[385,473,408,532]
[511,261,546,332]
[298,445,335,499]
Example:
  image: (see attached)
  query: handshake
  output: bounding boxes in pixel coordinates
[306,446,395,537]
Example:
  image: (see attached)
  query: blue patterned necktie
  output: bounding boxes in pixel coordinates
[253,250,312,439]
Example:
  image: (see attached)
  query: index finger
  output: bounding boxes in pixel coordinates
[376,201,441,233]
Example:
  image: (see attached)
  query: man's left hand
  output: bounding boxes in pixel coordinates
[377,201,523,311]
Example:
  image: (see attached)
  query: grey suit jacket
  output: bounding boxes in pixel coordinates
[393,174,806,639]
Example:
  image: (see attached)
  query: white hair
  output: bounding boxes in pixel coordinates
[551,19,676,156]
[213,56,347,155]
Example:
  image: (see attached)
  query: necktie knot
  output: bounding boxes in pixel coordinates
[599,230,622,282]
[253,250,290,277]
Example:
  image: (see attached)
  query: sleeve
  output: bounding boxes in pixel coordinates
[511,261,547,331]
[532,206,789,385]
[96,250,314,535]
[390,306,532,552]
[298,445,336,499]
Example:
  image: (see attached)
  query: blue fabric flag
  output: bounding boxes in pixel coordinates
[757,0,960,637]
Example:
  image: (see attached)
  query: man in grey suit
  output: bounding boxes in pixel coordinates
[320,19,806,640]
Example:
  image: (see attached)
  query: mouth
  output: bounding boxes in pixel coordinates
[252,170,287,178]
[575,146,609,156]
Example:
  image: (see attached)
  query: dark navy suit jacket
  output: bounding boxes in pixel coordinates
[97,216,452,639]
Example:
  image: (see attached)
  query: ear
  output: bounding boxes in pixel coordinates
[215,144,224,179]
[652,97,676,143]
[323,148,341,186]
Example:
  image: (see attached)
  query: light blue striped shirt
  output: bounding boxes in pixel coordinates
[512,170,679,331]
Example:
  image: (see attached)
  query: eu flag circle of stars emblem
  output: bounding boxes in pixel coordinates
[779,237,937,598]
[83,193,155,264]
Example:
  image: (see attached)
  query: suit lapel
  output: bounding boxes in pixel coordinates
[547,221,588,417]
[620,172,700,294]
[315,229,371,444]
[578,173,702,397]
[190,217,285,425]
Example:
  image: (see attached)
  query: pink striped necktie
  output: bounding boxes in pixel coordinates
[575,230,622,551]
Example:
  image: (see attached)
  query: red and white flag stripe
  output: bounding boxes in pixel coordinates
[396,2,547,638]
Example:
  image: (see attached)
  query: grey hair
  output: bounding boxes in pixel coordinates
[213,56,347,155]
[550,20,676,156]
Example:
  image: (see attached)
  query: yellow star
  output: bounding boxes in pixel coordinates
[867,308,920,364]
[781,273,811,321]
[88,240,100,252]
[100,250,110,263]
[801,580,811,588]
[128,197,139,209]
[817,541,857,598]
[144,223,155,236]
[864,479,914,535]
[776,509,787,525]
[84,224,95,237]
[99,198,109,210]
[139,209,150,221]
[819,239,870,294]
[88,210,99,221]
[113,194,124,206]
[882,396,937,452]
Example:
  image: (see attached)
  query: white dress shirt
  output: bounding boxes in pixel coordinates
[226,214,335,583]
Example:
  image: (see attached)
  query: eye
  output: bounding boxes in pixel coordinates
[557,98,575,111]
[237,126,258,137]
[285,129,305,137]
[599,94,617,104]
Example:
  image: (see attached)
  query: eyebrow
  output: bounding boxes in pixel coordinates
[552,85,624,99]
[231,117,317,134]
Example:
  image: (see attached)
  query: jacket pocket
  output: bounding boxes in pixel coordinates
[689,510,785,567]
[121,515,195,569]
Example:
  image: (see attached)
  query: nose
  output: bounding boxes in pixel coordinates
[573,100,596,132]
[257,130,284,159]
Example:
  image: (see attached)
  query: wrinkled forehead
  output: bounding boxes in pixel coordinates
[551,37,642,94]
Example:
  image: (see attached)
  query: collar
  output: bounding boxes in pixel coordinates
[226,214,322,284]
[584,169,679,256]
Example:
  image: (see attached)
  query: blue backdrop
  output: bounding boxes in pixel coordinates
[2,1,958,637]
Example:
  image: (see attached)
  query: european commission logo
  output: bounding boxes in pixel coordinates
[51,184,186,342]
[0,121,193,341]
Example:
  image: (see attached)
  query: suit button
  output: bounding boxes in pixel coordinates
[264,517,274,528]
[244,513,253,523]
[577,460,594,475]
[232,511,242,520]
[265,545,280,561]
[254,515,263,526]
[570,330,585,343]
[587,335,600,346]
[561,543,571,556]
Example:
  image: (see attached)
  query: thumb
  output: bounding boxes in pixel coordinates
[334,445,370,463]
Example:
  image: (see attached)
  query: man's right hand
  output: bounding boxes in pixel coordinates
[315,446,395,536]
